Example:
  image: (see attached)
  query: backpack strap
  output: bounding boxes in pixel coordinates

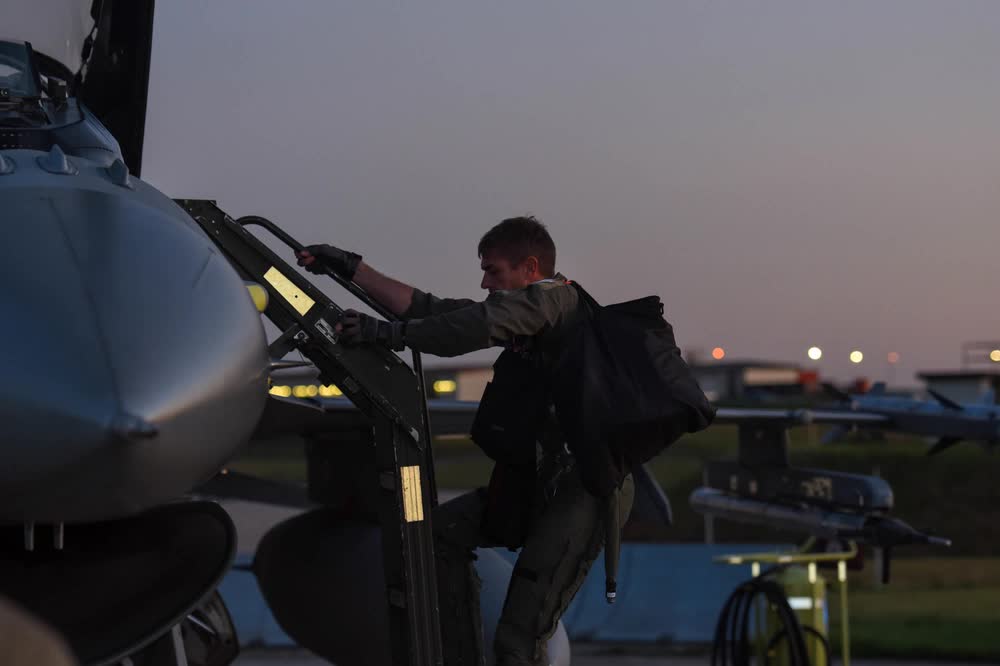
[568,280,602,312]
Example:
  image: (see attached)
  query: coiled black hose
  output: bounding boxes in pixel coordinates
[711,576,811,666]
[767,625,831,666]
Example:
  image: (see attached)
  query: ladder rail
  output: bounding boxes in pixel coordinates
[237,214,439,506]
[177,199,444,666]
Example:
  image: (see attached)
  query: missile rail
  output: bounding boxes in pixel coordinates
[178,200,443,666]
[690,421,950,581]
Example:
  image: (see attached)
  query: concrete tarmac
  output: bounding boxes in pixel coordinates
[223,500,980,666]
[234,646,981,666]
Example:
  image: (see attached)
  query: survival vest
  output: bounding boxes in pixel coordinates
[470,281,716,498]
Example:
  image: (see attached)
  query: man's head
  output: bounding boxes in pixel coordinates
[478,216,556,292]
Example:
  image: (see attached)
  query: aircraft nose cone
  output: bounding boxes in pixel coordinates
[0,179,268,521]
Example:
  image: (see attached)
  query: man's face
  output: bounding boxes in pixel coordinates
[480,252,532,293]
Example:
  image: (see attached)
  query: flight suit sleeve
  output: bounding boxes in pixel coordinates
[404,283,578,357]
[401,288,478,320]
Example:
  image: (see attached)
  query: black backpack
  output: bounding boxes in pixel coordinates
[548,283,716,497]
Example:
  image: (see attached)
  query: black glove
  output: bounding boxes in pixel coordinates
[339,309,406,351]
[297,244,362,280]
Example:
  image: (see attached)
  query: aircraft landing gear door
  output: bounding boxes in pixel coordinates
[177,200,443,666]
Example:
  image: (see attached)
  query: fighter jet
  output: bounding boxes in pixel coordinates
[1,3,973,665]
[0,5,572,665]
[0,3,273,663]
[821,382,1000,454]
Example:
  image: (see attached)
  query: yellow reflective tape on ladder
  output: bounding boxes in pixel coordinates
[263,267,314,316]
[400,466,424,523]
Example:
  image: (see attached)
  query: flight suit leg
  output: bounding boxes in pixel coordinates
[434,489,488,666]
[493,470,634,666]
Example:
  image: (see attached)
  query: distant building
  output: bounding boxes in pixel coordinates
[269,357,824,404]
[917,371,1000,405]
[423,363,493,401]
[427,359,824,403]
[691,360,815,402]
[269,363,494,401]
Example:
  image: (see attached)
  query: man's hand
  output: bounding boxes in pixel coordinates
[337,309,406,351]
[296,244,362,280]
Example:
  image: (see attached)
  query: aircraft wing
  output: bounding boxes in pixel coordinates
[251,395,480,439]
[254,399,893,439]
[195,470,312,509]
[195,396,480,508]
[714,407,890,426]
[203,398,896,532]
[207,396,677,537]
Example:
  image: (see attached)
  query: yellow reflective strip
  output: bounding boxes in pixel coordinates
[263,266,314,316]
[401,466,424,523]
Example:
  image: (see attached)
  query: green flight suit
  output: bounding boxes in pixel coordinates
[402,277,635,666]
[402,274,586,358]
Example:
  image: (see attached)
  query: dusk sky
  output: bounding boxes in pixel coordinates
[143,1,1000,383]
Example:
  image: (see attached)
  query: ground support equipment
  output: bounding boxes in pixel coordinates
[714,541,857,666]
[177,200,443,666]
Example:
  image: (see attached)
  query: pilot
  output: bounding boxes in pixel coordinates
[299,216,634,666]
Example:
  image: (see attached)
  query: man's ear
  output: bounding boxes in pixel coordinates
[523,255,540,277]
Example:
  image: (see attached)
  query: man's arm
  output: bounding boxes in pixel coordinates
[351,262,415,318]
[298,244,475,319]
[339,282,580,357]
[296,245,414,316]
[404,282,579,357]
[357,263,479,320]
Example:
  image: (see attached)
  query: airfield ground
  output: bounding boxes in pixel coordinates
[227,424,1000,662]
[233,646,983,666]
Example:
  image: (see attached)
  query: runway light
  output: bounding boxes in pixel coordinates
[991,350,1000,363]
[850,350,864,364]
[712,347,725,360]
[887,352,900,364]
[433,379,457,394]
[269,385,292,397]
[807,346,823,361]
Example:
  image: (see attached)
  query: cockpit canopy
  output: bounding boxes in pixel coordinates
[0,38,84,137]
[0,0,155,174]
[0,41,41,98]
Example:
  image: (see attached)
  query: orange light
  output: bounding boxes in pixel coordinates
[887,352,900,364]
[712,347,725,360]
